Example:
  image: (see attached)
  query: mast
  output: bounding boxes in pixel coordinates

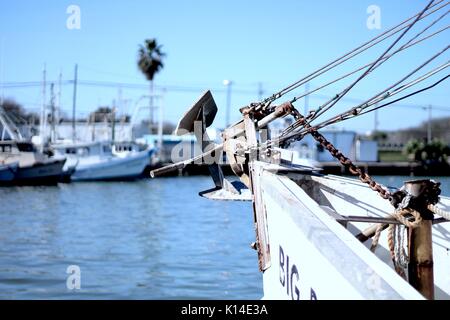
[111,99,116,143]
[56,70,62,141]
[0,37,4,106]
[158,92,164,154]
[40,64,46,150]
[50,83,56,143]
[72,63,78,142]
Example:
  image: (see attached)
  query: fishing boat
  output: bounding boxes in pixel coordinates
[52,140,154,181]
[151,1,450,300]
[0,105,67,185]
[0,141,66,185]
[0,162,18,183]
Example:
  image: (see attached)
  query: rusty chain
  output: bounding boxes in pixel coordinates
[308,129,392,201]
[273,105,392,201]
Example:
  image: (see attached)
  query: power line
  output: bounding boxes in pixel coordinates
[2,79,449,111]
[0,79,259,94]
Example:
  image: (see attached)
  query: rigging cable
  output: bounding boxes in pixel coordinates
[260,0,448,106]
[358,73,450,116]
[276,57,450,146]
[281,23,450,136]
[299,0,437,126]
[292,27,449,104]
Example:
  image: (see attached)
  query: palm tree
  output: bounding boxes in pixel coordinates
[138,38,165,81]
[137,38,166,129]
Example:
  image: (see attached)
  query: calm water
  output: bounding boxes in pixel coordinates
[374,176,450,196]
[0,175,449,300]
[0,177,260,299]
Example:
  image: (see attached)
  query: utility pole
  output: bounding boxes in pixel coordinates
[427,104,432,144]
[72,64,78,142]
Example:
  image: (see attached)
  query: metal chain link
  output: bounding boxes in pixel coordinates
[308,129,392,201]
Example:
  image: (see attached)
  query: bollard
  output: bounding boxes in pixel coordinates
[404,179,436,300]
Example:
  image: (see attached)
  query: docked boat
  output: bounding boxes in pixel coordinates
[150,1,450,300]
[0,104,67,185]
[0,162,18,183]
[52,141,154,181]
[0,141,66,185]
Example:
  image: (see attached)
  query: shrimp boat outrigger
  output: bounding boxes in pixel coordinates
[152,0,450,299]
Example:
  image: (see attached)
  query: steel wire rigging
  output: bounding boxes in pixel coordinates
[252,0,449,150]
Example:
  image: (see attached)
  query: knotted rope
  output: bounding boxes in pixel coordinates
[370,208,423,278]
[428,203,450,220]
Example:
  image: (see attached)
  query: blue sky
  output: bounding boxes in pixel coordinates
[0,0,448,133]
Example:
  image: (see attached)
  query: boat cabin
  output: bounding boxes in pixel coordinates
[0,140,46,167]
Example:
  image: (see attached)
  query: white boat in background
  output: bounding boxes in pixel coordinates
[52,141,154,181]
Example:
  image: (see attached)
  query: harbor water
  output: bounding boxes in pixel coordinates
[0,175,449,299]
[0,177,258,299]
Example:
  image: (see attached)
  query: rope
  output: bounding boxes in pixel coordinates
[387,224,395,262]
[396,224,410,269]
[371,208,422,253]
[371,208,422,278]
[428,203,450,220]
[370,224,384,252]
[387,225,407,278]
[392,208,422,228]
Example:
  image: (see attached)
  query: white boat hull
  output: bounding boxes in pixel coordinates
[70,149,151,181]
[252,162,450,300]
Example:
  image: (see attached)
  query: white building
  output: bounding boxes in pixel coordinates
[289,129,378,163]
[40,121,133,142]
